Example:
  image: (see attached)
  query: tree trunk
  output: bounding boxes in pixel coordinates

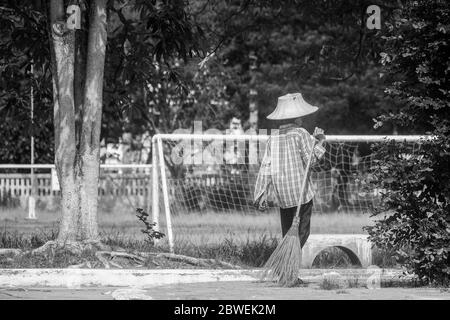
[49,0,79,241]
[77,0,107,240]
[49,0,108,242]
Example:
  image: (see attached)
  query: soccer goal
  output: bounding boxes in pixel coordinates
[151,133,429,253]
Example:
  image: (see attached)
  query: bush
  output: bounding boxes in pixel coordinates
[367,0,450,285]
[366,139,449,285]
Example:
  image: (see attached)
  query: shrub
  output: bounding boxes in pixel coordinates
[366,139,449,285]
[367,0,450,285]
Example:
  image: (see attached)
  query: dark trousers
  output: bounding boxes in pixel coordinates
[280,200,313,248]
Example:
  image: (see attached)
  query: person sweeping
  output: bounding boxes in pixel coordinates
[254,92,326,286]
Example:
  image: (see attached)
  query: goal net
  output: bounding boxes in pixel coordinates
[152,134,427,252]
[0,135,426,251]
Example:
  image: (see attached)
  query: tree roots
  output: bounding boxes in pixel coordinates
[94,251,241,269]
[1,241,240,270]
[31,240,111,256]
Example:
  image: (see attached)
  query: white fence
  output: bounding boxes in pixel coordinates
[0,164,152,219]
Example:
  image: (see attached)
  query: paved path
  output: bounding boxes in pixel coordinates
[137,282,450,300]
[0,287,115,300]
[1,282,449,300]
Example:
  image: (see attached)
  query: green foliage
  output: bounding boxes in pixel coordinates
[192,0,401,133]
[312,247,355,268]
[0,0,204,161]
[0,2,53,163]
[135,208,165,245]
[1,0,411,165]
[103,0,205,140]
[366,0,450,285]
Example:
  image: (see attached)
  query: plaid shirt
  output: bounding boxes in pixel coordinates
[254,124,326,209]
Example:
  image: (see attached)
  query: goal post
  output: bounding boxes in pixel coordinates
[151,133,432,253]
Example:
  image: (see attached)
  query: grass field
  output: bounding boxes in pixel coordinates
[0,208,374,244]
[168,211,373,245]
[0,207,382,267]
[0,207,387,268]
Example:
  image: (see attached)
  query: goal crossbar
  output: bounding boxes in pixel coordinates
[153,133,431,142]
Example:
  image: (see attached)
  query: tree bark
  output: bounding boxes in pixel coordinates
[48,0,108,242]
[77,0,108,240]
[49,0,79,241]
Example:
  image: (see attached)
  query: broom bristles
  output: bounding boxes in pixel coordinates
[260,224,302,287]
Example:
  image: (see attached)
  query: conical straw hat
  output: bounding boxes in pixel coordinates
[267,93,318,120]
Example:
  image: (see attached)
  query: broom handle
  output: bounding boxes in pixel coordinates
[293,128,319,221]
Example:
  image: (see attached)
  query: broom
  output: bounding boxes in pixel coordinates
[260,127,319,287]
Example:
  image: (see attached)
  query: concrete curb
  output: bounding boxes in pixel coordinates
[0,268,411,288]
[0,269,260,288]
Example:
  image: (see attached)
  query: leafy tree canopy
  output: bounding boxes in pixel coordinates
[0,0,431,164]
[0,0,203,162]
